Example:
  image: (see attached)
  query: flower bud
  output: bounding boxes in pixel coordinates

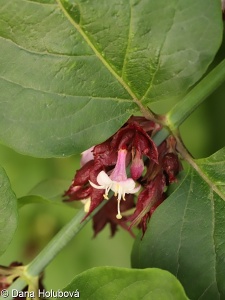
[130,150,144,180]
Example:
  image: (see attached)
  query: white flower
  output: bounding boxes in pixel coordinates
[89,149,140,219]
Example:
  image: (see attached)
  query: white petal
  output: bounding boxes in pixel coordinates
[89,180,105,190]
[97,171,112,186]
[112,179,141,195]
[131,185,141,193]
[111,181,119,194]
[118,179,135,192]
[124,179,141,194]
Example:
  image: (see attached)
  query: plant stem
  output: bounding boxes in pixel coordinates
[166,58,225,130]
[0,201,107,300]
[153,127,170,147]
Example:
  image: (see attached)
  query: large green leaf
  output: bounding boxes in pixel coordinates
[132,148,225,300]
[0,166,18,255]
[58,266,188,300]
[0,0,222,157]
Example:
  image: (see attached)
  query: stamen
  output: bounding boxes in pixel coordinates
[116,198,122,219]
[114,183,119,197]
[104,186,111,200]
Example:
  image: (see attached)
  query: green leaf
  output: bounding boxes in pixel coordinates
[0,0,222,157]
[17,179,71,208]
[132,148,225,299]
[197,148,225,197]
[27,178,70,198]
[59,266,188,300]
[0,166,18,255]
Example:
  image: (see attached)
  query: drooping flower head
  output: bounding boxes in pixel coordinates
[64,116,181,237]
[89,149,140,219]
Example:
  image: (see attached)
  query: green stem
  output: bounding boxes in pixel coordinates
[166,58,225,130]
[27,208,86,276]
[153,127,170,147]
[0,201,107,300]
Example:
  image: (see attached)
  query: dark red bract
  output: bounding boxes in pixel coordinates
[64,116,182,237]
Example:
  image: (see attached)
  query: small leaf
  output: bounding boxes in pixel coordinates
[18,179,80,209]
[132,149,225,299]
[0,0,222,157]
[59,266,188,300]
[18,195,56,208]
[0,166,18,255]
[27,179,70,200]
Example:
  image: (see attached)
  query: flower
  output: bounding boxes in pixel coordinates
[64,116,182,237]
[89,149,140,219]
[130,150,144,180]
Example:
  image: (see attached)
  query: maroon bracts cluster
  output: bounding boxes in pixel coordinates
[64,116,181,237]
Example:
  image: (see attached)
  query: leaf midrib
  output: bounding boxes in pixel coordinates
[56,0,136,98]
[181,158,225,203]
[192,160,225,202]
[176,137,225,203]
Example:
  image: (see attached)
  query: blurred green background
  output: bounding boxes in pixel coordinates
[0,34,224,292]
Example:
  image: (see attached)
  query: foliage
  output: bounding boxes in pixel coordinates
[60,267,188,300]
[0,0,224,299]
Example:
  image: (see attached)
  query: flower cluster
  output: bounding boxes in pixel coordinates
[0,262,45,300]
[64,116,181,237]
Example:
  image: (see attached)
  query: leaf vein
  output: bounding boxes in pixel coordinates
[198,281,217,300]
[0,75,134,103]
[55,0,153,118]
[0,36,94,59]
[140,0,179,102]
[21,0,56,6]
[121,0,132,78]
